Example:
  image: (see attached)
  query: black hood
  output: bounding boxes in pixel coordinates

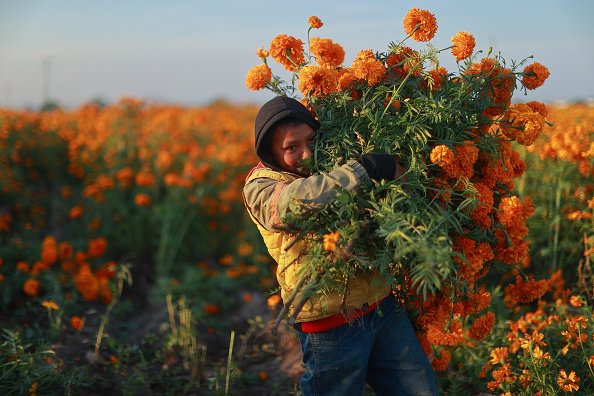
[254,96,320,171]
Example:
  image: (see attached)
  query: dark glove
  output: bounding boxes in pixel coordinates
[357,153,397,182]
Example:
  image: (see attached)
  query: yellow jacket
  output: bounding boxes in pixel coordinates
[242,160,391,323]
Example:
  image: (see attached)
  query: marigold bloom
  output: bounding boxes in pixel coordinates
[489,347,509,365]
[308,16,323,29]
[74,267,99,301]
[526,101,548,118]
[256,48,269,59]
[430,145,460,179]
[522,62,550,90]
[403,8,438,42]
[16,261,30,272]
[298,65,338,97]
[23,278,40,297]
[469,312,496,340]
[323,231,340,252]
[310,37,345,67]
[41,300,59,310]
[386,46,422,78]
[502,103,545,146]
[504,275,550,305]
[245,64,272,91]
[422,67,448,91]
[269,34,305,72]
[431,349,450,371]
[351,49,386,86]
[69,206,84,219]
[557,370,580,393]
[135,171,156,187]
[204,303,221,315]
[451,32,475,61]
[88,237,108,258]
[135,193,152,206]
[497,196,524,227]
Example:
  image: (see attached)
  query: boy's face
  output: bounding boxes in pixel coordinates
[270,122,316,175]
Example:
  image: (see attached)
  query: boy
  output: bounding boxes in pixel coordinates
[243,96,437,395]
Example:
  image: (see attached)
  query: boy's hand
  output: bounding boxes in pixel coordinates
[357,153,403,182]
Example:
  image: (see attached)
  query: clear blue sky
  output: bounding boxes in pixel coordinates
[1,0,593,109]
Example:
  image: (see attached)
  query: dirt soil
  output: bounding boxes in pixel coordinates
[52,289,303,395]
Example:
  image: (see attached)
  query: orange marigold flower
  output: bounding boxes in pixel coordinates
[59,242,73,260]
[116,167,134,187]
[431,349,450,371]
[69,205,84,219]
[489,347,509,365]
[204,303,221,315]
[504,275,550,305]
[308,16,323,29]
[403,8,438,42]
[430,145,460,179]
[422,67,448,91]
[569,295,583,307]
[337,69,364,97]
[557,369,580,393]
[323,231,340,252]
[135,193,152,206]
[310,37,345,67]
[351,49,386,86]
[23,278,40,297]
[88,237,108,258]
[451,31,475,61]
[16,260,30,273]
[522,62,550,90]
[501,103,545,146]
[70,315,85,331]
[298,65,338,97]
[245,64,272,91]
[267,294,282,310]
[497,196,524,227]
[41,299,59,310]
[256,48,269,59]
[426,323,465,346]
[386,46,422,78]
[135,171,156,187]
[74,266,99,301]
[526,101,548,118]
[269,34,305,72]
[469,312,496,340]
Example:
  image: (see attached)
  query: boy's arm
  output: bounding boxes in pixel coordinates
[243,159,369,232]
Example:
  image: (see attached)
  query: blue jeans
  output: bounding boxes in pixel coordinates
[295,294,438,396]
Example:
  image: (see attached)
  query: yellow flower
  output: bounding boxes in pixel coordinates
[41,299,59,310]
[557,369,580,393]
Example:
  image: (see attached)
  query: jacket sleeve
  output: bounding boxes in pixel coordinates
[243,159,370,232]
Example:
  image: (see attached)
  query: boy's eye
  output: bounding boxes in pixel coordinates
[286,145,297,151]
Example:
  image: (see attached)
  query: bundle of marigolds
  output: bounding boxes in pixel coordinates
[246,9,551,370]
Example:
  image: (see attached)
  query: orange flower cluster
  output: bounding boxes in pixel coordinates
[525,103,594,177]
[245,9,554,373]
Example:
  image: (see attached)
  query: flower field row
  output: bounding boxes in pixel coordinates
[0,100,593,395]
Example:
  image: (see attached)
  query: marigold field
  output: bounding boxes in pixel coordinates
[0,99,592,395]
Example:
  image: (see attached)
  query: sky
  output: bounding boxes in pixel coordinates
[1,0,593,109]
